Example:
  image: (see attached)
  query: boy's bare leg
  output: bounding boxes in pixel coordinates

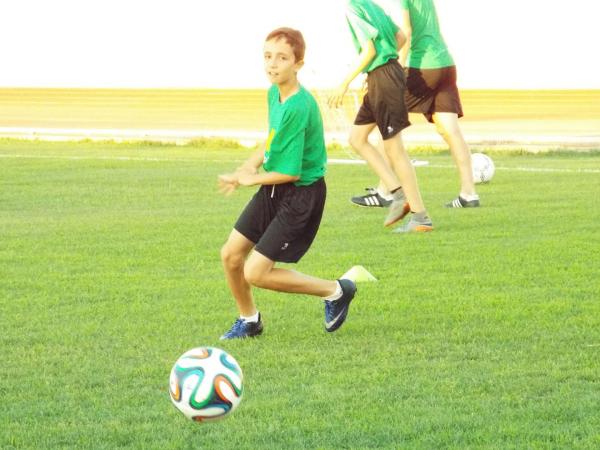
[376,180,389,195]
[432,112,476,197]
[376,137,391,195]
[220,229,257,317]
[381,133,426,213]
[244,251,338,297]
[349,124,402,192]
[243,251,356,333]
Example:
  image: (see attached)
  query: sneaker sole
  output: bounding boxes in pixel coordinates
[445,198,481,208]
[350,200,389,208]
[220,324,264,340]
[445,203,480,208]
[413,225,434,232]
[392,223,434,233]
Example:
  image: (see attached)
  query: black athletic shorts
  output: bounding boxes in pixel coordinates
[354,59,411,140]
[404,66,464,123]
[234,178,326,263]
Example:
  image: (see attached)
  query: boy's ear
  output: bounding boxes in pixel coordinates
[295,59,305,71]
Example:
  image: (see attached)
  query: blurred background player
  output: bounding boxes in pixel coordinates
[351,0,480,210]
[330,0,433,232]
[218,28,356,340]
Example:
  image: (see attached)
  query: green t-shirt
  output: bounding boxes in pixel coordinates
[399,0,454,69]
[346,0,400,73]
[263,84,326,187]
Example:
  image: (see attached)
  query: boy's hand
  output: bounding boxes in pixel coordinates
[361,78,368,96]
[218,173,239,196]
[218,171,259,195]
[327,83,349,109]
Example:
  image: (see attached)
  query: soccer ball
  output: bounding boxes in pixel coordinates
[471,152,495,184]
[169,347,243,422]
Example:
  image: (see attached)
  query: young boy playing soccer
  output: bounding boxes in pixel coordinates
[217,27,356,340]
[329,0,433,232]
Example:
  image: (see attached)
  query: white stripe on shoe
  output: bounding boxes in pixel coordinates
[366,196,379,206]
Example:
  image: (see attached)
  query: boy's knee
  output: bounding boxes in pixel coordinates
[221,244,244,270]
[348,134,360,150]
[434,116,460,139]
[243,263,266,288]
[348,129,367,150]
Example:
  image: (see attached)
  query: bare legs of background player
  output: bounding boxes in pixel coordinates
[433,112,478,203]
[353,112,479,209]
[348,123,432,231]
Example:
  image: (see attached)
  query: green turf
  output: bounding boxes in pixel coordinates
[1,139,599,449]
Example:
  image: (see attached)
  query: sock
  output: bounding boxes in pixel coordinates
[376,187,393,201]
[323,281,343,302]
[412,211,431,223]
[241,312,260,323]
[460,193,480,201]
[390,187,405,202]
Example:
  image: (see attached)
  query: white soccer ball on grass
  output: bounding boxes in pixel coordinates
[471,152,495,184]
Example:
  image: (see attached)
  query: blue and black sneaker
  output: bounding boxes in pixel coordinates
[324,279,357,333]
[220,314,264,340]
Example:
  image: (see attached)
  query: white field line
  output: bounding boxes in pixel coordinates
[2,126,600,147]
[426,163,600,174]
[1,153,599,174]
[331,159,600,174]
[0,153,203,163]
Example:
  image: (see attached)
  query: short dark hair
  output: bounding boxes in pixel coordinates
[265,27,305,62]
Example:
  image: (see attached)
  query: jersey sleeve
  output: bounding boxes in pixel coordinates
[399,0,409,10]
[346,6,379,49]
[265,106,306,177]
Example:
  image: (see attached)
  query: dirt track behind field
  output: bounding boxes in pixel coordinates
[1,89,599,149]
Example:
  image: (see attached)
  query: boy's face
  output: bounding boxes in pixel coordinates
[263,37,303,85]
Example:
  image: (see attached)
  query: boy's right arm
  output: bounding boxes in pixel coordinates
[217,148,264,196]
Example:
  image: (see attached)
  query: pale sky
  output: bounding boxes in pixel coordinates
[1,0,599,90]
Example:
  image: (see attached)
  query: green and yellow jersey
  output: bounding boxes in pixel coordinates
[263,85,326,186]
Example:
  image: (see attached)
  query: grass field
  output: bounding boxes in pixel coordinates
[1,139,600,449]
